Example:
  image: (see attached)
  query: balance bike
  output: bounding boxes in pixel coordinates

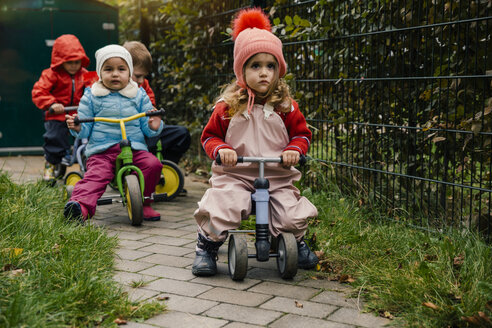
[216,154,306,280]
[74,109,166,226]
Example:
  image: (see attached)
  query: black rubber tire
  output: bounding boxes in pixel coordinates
[125,175,143,226]
[276,232,298,279]
[154,160,184,201]
[228,234,248,281]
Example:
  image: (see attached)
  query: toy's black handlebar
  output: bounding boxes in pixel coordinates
[73,108,165,125]
[215,154,306,166]
[48,105,78,114]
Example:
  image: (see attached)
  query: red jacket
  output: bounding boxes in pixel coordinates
[201,100,312,159]
[140,78,156,106]
[32,34,90,121]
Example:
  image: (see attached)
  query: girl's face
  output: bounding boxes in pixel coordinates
[62,60,82,75]
[244,53,278,97]
[100,57,130,91]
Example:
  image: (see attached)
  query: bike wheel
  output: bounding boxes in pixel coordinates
[228,234,248,281]
[53,163,66,180]
[276,232,298,279]
[124,175,143,226]
[64,171,83,199]
[154,160,184,201]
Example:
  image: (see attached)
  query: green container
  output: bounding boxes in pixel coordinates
[0,0,118,154]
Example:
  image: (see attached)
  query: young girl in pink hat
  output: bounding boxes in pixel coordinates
[192,8,318,276]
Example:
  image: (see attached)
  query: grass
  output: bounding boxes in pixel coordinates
[0,172,165,327]
[302,184,492,327]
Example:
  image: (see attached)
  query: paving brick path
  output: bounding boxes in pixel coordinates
[0,156,392,327]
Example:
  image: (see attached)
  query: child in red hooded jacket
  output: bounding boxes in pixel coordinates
[32,34,90,181]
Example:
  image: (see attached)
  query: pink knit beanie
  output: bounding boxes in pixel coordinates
[232,8,287,89]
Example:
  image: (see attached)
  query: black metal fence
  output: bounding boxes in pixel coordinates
[152,0,492,241]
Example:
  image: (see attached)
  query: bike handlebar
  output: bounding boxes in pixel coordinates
[215,154,306,166]
[48,106,78,114]
[73,108,165,125]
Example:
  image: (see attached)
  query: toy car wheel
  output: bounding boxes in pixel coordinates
[124,175,143,226]
[64,171,83,199]
[228,234,248,281]
[276,232,298,279]
[53,163,66,180]
[154,160,184,201]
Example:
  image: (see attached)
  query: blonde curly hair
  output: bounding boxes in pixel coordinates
[217,77,292,118]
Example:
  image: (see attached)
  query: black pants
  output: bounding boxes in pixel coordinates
[146,124,191,164]
[43,120,71,165]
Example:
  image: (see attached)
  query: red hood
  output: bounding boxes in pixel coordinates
[50,34,90,69]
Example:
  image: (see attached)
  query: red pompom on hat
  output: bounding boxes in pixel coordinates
[232,8,287,89]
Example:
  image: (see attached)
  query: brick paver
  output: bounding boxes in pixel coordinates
[0,156,394,327]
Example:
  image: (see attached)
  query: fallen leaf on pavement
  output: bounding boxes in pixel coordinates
[339,274,355,283]
[114,318,127,325]
[295,300,303,308]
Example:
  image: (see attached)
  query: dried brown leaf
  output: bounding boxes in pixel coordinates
[295,300,303,308]
[157,296,170,301]
[478,312,490,323]
[461,315,481,325]
[339,274,355,283]
[432,136,446,143]
[113,318,127,325]
[453,254,464,266]
[422,302,440,311]
[10,269,25,276]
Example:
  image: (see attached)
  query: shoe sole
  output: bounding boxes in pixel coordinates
[143,216,161,221]
[298,260,319,270]
[192,268,217,276]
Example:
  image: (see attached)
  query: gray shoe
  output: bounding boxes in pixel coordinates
[192,250,218,276]
[191,234,223,276]
[297,240,319,269]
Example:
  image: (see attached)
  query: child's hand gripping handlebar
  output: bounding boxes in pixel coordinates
[215,154,306,180]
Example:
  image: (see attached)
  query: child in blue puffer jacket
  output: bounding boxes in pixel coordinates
[64,45,164,223]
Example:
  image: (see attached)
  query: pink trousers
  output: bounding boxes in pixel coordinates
[69,144,162,217]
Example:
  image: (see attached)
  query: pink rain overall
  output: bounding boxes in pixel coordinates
[194,103,318,242]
